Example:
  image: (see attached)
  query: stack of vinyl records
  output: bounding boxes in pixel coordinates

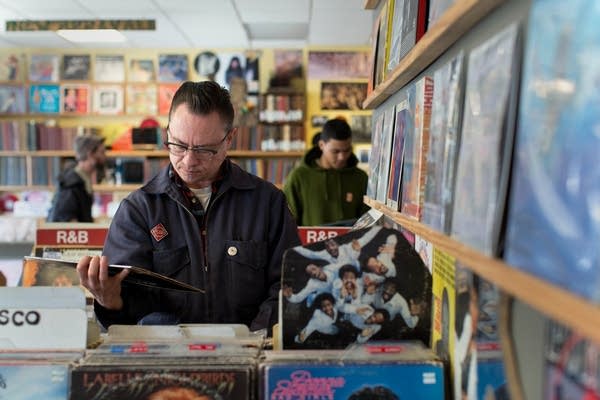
[260,340,445,399]
[71,326,263,400]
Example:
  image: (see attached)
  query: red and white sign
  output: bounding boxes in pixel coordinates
[297,226,351,245]
[36,226,108,247]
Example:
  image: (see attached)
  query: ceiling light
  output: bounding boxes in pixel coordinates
[56,29,127,43]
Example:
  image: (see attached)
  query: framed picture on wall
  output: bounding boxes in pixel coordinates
[29,54,59,82]
[61,84,90,114]
[29,84,60,114]
[0,85,26,114]
[320,81,368,111]
[93,85,124,115]
[158,83,180,115]
[0,53,25,82]
[126,84,157,115]
[351,114,373,143]
[308,51,371,79]
[128,58,155,82]
[61,55,91,80]
[94,55,125,82]
[158,54,189,82]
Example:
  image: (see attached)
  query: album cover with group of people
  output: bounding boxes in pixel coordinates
[280,226,432,350]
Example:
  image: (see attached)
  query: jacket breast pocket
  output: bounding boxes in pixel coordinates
[225,240,267,307]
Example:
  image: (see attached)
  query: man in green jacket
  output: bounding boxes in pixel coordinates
[283,118,369,226]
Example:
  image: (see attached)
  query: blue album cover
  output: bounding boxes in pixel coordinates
[0,363,69,399]
[504,0,600,303]
[158,54,189,82]
[477,355,508,400]
[263,362,444,399]
[29,84,60,114]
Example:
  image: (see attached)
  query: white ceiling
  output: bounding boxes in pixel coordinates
[0,0,376,49]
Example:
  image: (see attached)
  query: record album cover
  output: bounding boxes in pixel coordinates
[451,23,521,256]
[0,85,26,114]
[70,364,253,400]
[61,54,91,80]
[504,0,600,302]
[280,226,432,350]
[422,52,464,233]
[401,76,433,220]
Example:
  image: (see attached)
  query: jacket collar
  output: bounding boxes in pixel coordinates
[141,158,256,195]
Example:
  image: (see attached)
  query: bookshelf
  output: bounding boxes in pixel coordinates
[0,49,311,207]
[0,149,304,191]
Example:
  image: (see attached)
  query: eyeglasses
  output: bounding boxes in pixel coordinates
[164,128,230,159]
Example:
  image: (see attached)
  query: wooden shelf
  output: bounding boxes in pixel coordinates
[364,197,600,345]
[363,0,505,109]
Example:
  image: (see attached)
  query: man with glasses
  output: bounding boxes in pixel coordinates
[76,81,301,335]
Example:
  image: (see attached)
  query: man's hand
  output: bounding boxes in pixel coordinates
[77,255,129,310]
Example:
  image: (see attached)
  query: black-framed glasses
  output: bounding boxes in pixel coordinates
[164,128,230,159]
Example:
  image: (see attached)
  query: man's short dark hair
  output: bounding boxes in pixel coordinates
[321,118,352,141]
[74,134,104,161]
[168,81,235,132]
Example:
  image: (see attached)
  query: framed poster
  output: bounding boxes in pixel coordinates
[29,84,60,113]
[128,58,155,82]
[93,85,124,115]
[320,81,368,110]
[308,51,371,79]
[0,53,25,82]
[94,55,125,82]
[126,84,157,115]
[158,83,180,115]
[0,85,26,114]
[61,84,90,114]
[29,54,59,82]
[158,54,188,82]
[61,55,91,80]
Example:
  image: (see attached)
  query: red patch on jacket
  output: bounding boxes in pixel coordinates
[150,223,168,242]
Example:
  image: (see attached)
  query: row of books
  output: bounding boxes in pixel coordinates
[0,121,100,152]
[0,155,298,190]
[0,83,179,116]
[230,125,306,152]
[234,158,299,186]
[258,93,305,123]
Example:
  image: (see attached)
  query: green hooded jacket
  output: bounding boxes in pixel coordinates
[283,146,369,226]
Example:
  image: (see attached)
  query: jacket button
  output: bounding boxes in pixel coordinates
[227,246,237,256]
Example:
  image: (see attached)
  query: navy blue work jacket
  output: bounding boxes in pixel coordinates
[95,159,300,333]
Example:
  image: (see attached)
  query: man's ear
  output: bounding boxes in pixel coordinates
[318,139,325,151]
[227,127,238,146]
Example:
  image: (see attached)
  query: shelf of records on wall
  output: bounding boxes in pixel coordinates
[363,0,600,346]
